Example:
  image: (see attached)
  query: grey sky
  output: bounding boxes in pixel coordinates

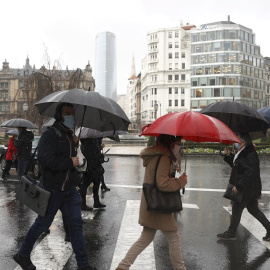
[1,0,270,95]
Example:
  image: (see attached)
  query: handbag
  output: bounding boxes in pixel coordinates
[15,147,51,217]
[223,183,244,203]
[143,155,183,213]
[16,175,51,217]
[76,146,87,172]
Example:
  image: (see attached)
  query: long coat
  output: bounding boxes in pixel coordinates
[14,130,34,161]
[5,137,18,161]
[139,146,186,231]
[224,144,262,200]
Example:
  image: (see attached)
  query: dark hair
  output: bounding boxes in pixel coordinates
[156,134,182,149]
[239,132,253,147]
[54,103,74,122]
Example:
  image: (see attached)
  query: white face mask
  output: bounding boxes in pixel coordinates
[172,144,181,156]
[63,115,75,129]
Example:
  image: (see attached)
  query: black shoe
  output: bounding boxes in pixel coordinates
[263,232,270,241]
[93,202,106,208]
[81,205,93,211]
[13,253,36,270]
[101,185,110,192]
[217,231,236,240]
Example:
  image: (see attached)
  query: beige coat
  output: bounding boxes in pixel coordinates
[139,146,186,231]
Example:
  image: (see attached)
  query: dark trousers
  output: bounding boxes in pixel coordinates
[19,187,89,268]
[17,160,30,180]
[228,198,270,234]
[2,160,13,174]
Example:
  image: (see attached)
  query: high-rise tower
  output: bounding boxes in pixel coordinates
[95,31,117,101]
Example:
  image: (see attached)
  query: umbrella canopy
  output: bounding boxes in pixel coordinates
[140,111,240,144]
[6,129,19,136]
[34,89,130,132]
[1,118,38,129]
[200,101,270,139]
[75,127,127,139]
[258,107,270,123]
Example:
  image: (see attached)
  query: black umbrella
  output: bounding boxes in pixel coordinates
[258,107,270,123]
[34,89,130,132]
[200,101,270,139]
[1,118,38,129]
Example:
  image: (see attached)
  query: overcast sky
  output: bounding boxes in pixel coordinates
[1,0,270,95]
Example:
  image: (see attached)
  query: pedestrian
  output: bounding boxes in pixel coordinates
[80,137,106,209]
[2,133,18,180]
[13,102,96,270]
[14,127,34,180]
[217,132,270,241]
[116,134,187,270]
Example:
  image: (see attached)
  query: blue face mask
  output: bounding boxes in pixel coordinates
[63,115,74,129]
[234,143,240,149]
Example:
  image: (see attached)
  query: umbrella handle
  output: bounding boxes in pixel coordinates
[184,141,189,174]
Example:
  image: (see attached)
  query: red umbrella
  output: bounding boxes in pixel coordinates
[141,111,240,173]
[141,111,240,144]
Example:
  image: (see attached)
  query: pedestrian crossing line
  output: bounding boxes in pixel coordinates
[224,207,270,250]
[110,200,200,270]
[14,213,73,270]
[110,200,156,270]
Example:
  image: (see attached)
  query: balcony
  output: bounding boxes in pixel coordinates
[148,38,159,44]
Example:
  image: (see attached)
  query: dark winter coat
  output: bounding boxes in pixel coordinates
[224,145,262,200]
[14,130,34,161]
[38,121,77,192]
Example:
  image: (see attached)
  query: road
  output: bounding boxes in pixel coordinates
[1,155,270,269]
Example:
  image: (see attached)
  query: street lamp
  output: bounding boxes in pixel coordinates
[22,103,28,119]
[154,102,158,120]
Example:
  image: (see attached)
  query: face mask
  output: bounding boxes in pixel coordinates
[63,115,74,129]
[172,144,181,156]
[234,143,240,149]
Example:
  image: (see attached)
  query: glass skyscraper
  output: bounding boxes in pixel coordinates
[190,19,266,110]
[95,31,117,101]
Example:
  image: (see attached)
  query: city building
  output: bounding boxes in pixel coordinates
[265,57,270,106]
[95,31,117,101]
[140,23,195,127]
[0,57,95,126]
[126,55,141,132]
[190,17,266,111]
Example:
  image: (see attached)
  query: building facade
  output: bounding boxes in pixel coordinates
[95,31,117,101]
[190,18,266,111]
[265,57,270,106]
[0,57,95,125]
[140,24,195,127]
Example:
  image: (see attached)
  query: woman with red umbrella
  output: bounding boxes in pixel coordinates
[116,134,187,270]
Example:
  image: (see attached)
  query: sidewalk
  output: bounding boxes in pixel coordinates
[105,146,145,156]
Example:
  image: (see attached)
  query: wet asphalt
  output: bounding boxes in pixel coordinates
[1,155,270,270]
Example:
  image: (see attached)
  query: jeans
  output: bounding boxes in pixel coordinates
[228,198,270,235]
[117,227,186,270]
[19,187,89,268]
[17,160,30,180]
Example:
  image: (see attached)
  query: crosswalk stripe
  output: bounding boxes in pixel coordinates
[224,207,270,250]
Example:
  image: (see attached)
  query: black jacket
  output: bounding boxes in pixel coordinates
[224,145,262,200]
[14,130,34,161]
[38,121,76,192]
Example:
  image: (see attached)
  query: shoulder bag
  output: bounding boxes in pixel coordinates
[15,147,51,217]
[223,183,244,203]
[143,155,183,213]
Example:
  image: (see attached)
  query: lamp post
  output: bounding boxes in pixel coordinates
[22,103,28,119]
[154,102,158,120]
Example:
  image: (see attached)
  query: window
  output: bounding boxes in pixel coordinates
[182,63,185,69]
[181,52,185,58]
[175,87,178,94]
[168,75,172,81]
[209,78,215,86]
[175,42,179,48]
[169,87,172,94]
[169,63,172,70]
[181,88,185,94]
[175,63,178,69]
[169,42,172,48]
[175,100,178,106]
[168,32,172,38]
[168,53,172,59]
[181,74,186,81]
[169,100,172,106]
[175,74,179,81]
[213,42,221,51]
[175,52,179,58]
[214,88,220,97]
[196,89,202,97]
[181,100,185,106]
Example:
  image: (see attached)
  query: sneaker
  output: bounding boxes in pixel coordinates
[262,232,270,241]
[217,231,236,240]
[13,253,36,270]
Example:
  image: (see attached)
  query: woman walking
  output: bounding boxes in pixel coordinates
[116,134,187,270]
